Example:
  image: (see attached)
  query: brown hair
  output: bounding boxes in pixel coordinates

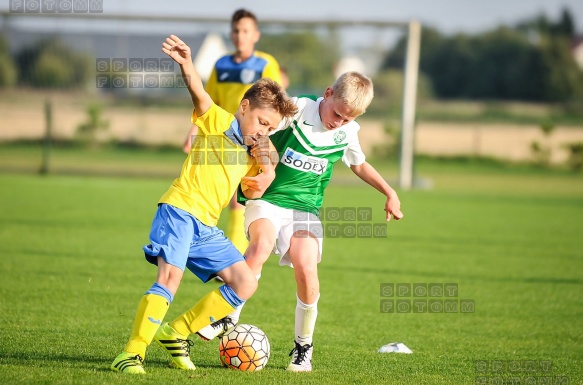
[231,9,258,28]
[243,78,298,120]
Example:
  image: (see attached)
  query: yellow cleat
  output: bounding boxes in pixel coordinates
[154,323,196,370]
[110,352,146,374]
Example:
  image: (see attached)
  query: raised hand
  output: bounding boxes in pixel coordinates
[160,35,212,115]
[162,35,191,65]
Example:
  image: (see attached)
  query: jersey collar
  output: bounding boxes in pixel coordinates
[224,119,252,155]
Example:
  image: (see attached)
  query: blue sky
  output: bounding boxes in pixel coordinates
[105,0,582,34]
[1,0,582,34]
[2,0,581,58]
[2,1,582,36]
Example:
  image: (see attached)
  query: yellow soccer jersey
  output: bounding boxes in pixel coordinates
[159,104,256,227]
[205,51,282,114]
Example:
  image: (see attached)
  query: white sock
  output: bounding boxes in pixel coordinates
[295,293,319,346]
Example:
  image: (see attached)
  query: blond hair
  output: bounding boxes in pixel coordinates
[331,72,374,117]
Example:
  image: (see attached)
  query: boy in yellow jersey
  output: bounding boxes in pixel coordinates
[183,9,283,255]
[110,34,297,374]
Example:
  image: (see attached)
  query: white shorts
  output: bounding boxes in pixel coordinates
[244,200,323,268]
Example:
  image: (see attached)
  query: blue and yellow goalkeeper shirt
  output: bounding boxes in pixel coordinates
[159,103,255,227]
[206,50,282,114]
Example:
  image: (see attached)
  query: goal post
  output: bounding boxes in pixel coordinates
[399,20,422,190]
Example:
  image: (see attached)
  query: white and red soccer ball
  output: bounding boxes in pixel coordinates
[219,324,270,371]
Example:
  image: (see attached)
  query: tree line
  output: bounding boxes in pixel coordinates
[382,8,583,103]
[0,36,91,89]
[1,8,581,105]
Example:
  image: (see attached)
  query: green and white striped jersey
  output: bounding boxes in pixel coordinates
[246,95,366,216]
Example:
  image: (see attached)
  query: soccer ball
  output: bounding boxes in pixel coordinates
[219,324,270,371]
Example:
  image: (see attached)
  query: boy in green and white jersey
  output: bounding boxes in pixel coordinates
[198,72,404,372]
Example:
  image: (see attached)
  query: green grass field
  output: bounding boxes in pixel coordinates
[0,151,582,384]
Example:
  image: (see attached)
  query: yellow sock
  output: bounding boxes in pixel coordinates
[124,294,169,358]
[227,208,248,254]
[169,289,235,337]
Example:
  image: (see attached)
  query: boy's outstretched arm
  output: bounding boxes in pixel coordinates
[162,35,212,116]
[350,162,404,221]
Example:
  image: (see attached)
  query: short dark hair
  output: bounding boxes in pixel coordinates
[231,9,258,27]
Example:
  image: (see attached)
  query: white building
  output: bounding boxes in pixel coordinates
[571,37,583,70]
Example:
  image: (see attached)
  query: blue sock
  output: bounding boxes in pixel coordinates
[145,282,174,303]
[219,284,245,308]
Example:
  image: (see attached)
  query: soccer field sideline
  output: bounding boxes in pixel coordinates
[0,170,581,384]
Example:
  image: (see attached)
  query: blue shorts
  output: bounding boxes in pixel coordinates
[143,203,244,283]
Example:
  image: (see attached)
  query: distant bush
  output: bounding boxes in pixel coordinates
[382,9,583,103]
[368,69,433,117]
[76,104,109,148]
[530,118,556,167]
[564,142,583,171]
[16,38,92,89]
[258,31,340,94]
[0,55,18,87]
[29,52,71,88]
[0,35,17,87]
